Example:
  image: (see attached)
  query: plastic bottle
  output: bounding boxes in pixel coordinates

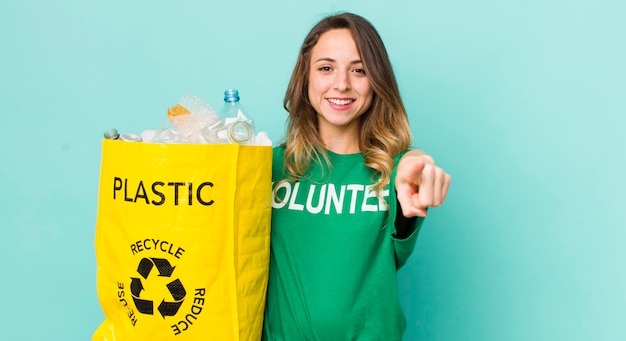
[120,133,143,142]
[217,89,255,144]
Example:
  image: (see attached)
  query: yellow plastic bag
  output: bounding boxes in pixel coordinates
[93,139,272,341]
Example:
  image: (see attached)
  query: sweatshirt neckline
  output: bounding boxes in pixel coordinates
[325,149,363,164]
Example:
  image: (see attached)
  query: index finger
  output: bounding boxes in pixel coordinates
[415,163,434,208]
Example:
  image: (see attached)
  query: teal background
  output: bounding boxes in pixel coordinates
[1,0,624,340]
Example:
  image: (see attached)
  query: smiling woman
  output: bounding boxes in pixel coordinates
[263,12,451,341]
[307,28,373,151]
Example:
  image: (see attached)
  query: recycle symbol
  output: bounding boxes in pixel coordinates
[130,257,186,318]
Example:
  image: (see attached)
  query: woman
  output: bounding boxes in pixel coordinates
[264,12,451,340]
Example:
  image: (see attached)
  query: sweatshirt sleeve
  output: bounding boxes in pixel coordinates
[388,153,425,269]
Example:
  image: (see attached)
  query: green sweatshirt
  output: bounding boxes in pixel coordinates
[263,147,423,341]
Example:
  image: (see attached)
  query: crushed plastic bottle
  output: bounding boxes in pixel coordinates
[167,94,220,144]
[150,128,185,144]
[120,133,143,142]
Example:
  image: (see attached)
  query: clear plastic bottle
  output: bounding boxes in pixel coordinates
[217,89,255,144]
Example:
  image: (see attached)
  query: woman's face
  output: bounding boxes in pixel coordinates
[308,28,373,137]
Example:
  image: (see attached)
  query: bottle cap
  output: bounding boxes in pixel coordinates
[104,128,120,139]
[224,89,240,102]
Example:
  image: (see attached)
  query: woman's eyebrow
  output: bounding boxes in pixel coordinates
[313,57,362,64]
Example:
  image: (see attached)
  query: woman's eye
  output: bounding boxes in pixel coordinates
[354,68,366,74]
[319,66,332,72]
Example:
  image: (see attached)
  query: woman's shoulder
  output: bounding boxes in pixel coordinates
[272,145,285,158]
[391,148,412,163]
[272,145,286,168]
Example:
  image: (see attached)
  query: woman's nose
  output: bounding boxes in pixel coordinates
[333,71,351,91]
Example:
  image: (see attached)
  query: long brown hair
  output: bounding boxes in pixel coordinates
[281,12,413,193]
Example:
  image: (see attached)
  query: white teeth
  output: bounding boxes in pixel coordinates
[328,98,352,105]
